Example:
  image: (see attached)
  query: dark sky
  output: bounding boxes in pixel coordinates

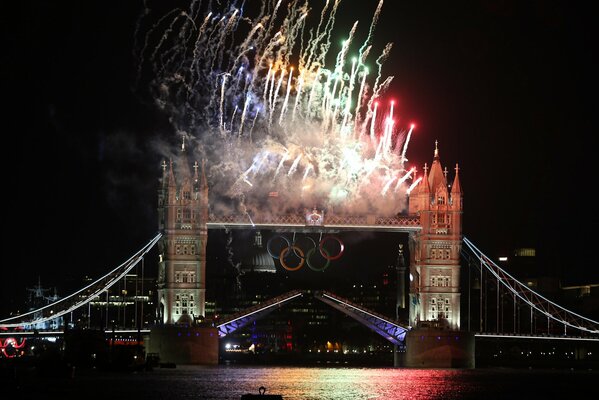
[5,1,597,315]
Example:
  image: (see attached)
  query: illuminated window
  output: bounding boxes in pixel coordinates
[429,299,437,319]
[175,272,181,283]
[431,276,438,287]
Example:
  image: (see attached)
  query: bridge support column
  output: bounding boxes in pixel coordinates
[401,328,474,368]
[146,325,219,365]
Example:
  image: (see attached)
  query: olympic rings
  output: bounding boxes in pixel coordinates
[292,235,317,260]
[267,235,291,259]
[266,233,344,271]
[306,246,331,272]
[319,235,345,260]
[279,246,305,271]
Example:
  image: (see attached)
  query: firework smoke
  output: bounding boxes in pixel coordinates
[136,0,415,216]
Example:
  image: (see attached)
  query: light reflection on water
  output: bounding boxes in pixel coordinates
[13,365,598,399]
[100,366,597,399]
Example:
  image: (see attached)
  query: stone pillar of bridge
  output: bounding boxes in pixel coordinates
[156,141,208,325]
[150,141,217,365]
[402,142,472,368]
[408,141,462,330]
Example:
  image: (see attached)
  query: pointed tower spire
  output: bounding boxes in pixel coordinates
[168,159,176,187]
[420,162,430,194]
[200,159,208,190]
[193,161,199,179]
[428,140,447,192]
[451,163,462,194]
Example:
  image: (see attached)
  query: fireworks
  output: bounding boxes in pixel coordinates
[135,0,416,216]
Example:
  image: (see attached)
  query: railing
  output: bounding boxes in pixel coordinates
[207,213,420,230]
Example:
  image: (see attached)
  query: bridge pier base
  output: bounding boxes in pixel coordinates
[400,328,475,368]
[146,325,219,365]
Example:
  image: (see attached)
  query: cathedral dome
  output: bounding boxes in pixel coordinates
[242,250,277,273]
[241,231,277,274]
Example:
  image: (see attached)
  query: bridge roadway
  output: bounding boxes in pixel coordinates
[206,213,421,232]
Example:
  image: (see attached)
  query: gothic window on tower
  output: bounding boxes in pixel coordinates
[176,245,181,255]
[431,249,437,259]
[441,298,451,319]
[183,191,191,200]
[431,276,438,287]
[437,196,445,205]
[183,245,188,255]
[181,294,189,314]
[182,272,188,283]
[190,245,196,255]
[175,272,181,283]
[176,209,182,222]
[430,299,437,320]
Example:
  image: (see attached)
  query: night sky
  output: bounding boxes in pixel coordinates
[5,1,597,316]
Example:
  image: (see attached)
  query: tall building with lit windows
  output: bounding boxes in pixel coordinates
[156,142,209,324]
[408,142,463,330]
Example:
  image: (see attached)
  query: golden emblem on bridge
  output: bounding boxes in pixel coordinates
[306,208,323,226]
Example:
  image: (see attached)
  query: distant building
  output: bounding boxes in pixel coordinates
[24,279,63,331]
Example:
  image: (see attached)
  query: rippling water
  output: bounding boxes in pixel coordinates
[9,365,598,399]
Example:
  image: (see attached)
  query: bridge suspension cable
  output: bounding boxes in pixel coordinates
[462,236,599,335]
[0,233,162,329]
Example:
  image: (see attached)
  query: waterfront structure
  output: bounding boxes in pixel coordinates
[156,141,209,324]
[408,142,463,330]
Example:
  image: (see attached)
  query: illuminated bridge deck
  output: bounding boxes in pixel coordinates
[207,213,421,232]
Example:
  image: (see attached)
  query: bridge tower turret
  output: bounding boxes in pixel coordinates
[408,141,463,330]
[157,140,208,325]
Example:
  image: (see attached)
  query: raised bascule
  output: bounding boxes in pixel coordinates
[149,140,473,367]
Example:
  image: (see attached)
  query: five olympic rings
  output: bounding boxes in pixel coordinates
[267,234,345,272]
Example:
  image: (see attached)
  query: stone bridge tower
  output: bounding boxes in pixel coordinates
[408,142,463,330]
[157,142,209,325]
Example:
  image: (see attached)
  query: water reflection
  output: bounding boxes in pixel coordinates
[11,365,598,399]
[148,366,596,400]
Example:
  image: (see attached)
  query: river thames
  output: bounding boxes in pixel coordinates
[6,365,597,399]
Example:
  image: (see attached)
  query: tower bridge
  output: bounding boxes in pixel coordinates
[1,143,598,368]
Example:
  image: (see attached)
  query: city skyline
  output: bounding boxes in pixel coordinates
[5,0,597,316]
